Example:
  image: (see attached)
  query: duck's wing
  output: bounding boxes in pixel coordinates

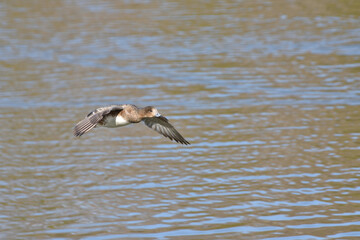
[143,115,190,145]
[73,105,123,137]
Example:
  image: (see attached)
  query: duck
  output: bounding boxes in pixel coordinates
[73,104,190,145]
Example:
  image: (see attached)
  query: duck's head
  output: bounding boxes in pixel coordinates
[144,106,161,118]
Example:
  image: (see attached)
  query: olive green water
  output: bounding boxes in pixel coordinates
[1,1,360,239]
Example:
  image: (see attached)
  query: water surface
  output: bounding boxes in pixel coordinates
[1,0,360,239]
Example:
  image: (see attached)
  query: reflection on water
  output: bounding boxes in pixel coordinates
[1,0,360,239]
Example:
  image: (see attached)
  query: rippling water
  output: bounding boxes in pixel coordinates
[1,1,360,239]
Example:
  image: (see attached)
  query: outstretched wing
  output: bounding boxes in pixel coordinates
[73,105,123,137]
[143,115,190,145]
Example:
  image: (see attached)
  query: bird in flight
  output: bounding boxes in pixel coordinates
[73,104,190,145]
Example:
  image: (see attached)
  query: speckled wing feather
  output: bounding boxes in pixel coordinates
[73,105,123,137]
[143,116,190,145]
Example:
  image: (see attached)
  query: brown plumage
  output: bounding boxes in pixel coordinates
[73,104,190,145]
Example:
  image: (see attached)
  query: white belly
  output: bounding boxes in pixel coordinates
[103,115,131,128]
